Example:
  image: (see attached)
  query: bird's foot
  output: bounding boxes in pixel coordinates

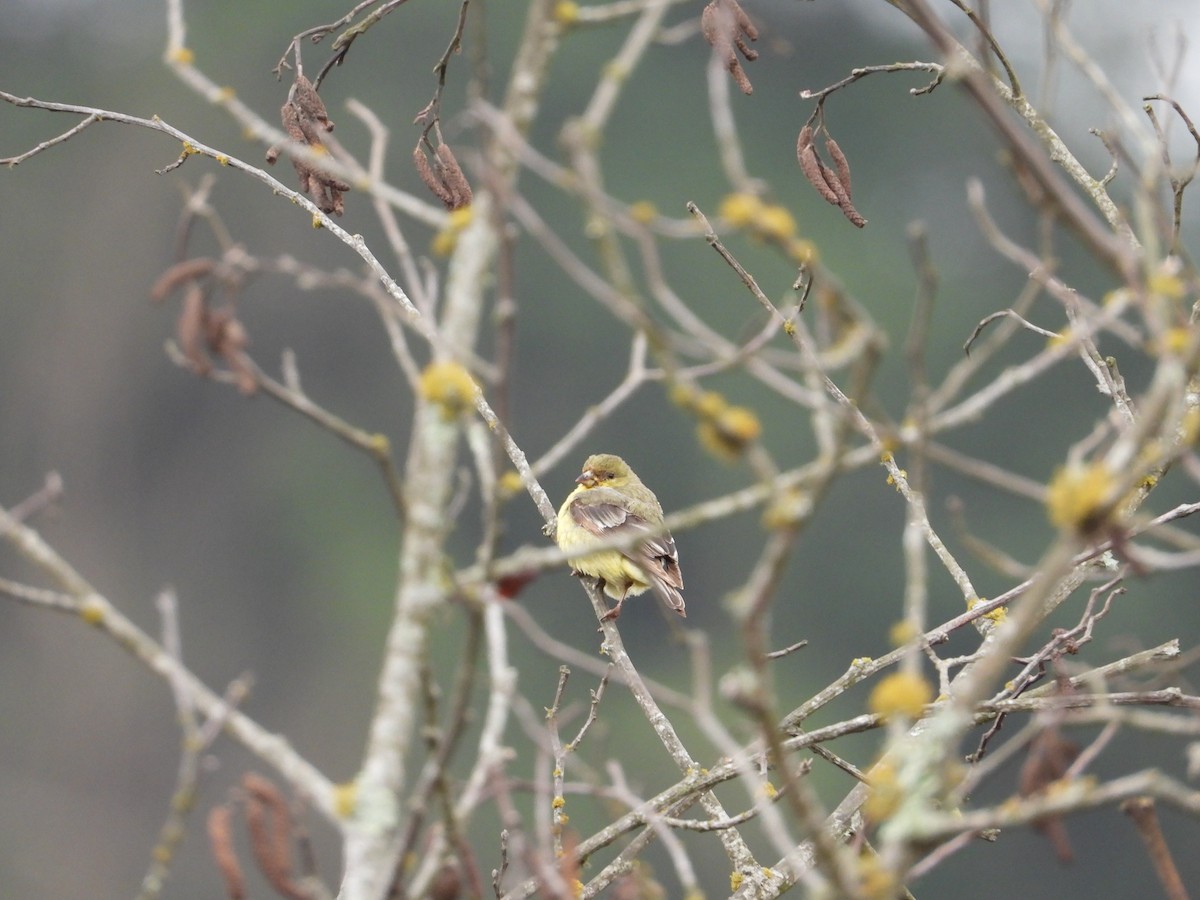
[598,599,624,626]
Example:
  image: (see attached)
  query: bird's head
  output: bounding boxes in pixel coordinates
[576,453,635,489]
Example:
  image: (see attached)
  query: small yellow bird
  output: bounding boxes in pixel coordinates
[555,453,686,621]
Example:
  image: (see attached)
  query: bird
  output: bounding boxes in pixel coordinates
[555,453,685,621]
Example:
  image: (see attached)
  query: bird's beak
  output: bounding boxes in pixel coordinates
[575,469,594,485]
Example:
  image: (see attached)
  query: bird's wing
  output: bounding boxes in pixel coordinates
[570,495,685,614]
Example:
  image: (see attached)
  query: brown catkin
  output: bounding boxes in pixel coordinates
[414,146,454,207]
[824,137,852,201]
[206,806,246,900]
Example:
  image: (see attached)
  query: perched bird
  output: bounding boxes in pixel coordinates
[555,453,686,621]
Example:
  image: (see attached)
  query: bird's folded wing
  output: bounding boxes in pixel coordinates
[571,500,684,592]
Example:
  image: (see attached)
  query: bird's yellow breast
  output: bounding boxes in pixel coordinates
[555,499,650,599]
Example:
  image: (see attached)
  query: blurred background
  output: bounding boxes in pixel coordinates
[3,1,1200,896]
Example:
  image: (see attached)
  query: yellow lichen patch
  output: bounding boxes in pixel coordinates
[498,470,524,498]
[863,761,902,822]
[79,596,106,626]
[628,200,658,224]
[332,781,357,819]
[311,214,324,229]
[431,206,474,257]
[889,619,918,647]
[693,390,727,418]
[215,86,236,102]
[858,854,899,900]
[729,871,745,891]
[1046,328,1073,350]
[1182,408,1200,445]
[602,60,629,82]
[668,383,697,409]
[419,360,478,419]
[756,204,797,241]
[168,46,195,65]
[1157,325,1194,356]
[552,0,580,25]
[698,404,762,461]
[786,237,818,265]
[1148,269,1186,300]
[868,671,933,721]
[1046,461,1114,531]
[762,488,808,530]
[431,228,458,257]
[719,192,764,229]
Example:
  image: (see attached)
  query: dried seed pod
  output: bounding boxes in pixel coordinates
[414,146,454,207]
[1019,728,1079,863]
[415,143,474,210]
[242,773,298,895]
[435,143,473,209]
[701,0,758,95]
[700,2,721,46]
[797,128,867,227]
[150,257,217,302]
[796,125,814,153]
[825,137,852,201]
[206,806,246,900]
[280,101,306,143]
[797,139,840,206]
[818,159,850,207]
[208,308,257,395]
[178,282,211,374]
[292,74,333,132]
[727,0,757,38]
